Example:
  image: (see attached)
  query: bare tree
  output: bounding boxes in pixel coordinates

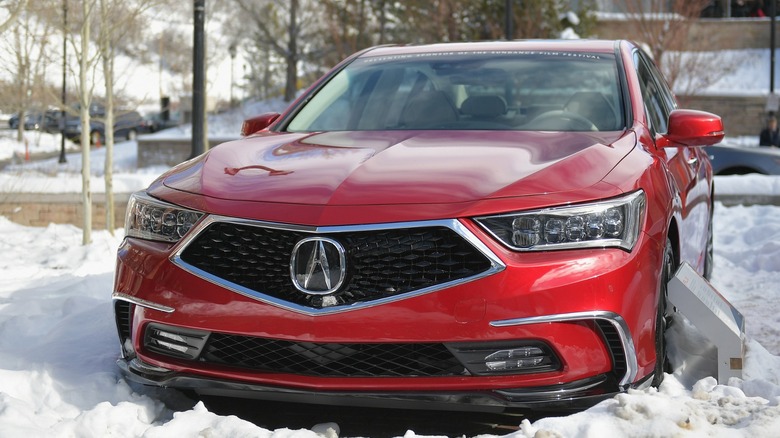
[235,0,315,102]
[321,0,371,62]
[98,0,158,234]
[0,0,28,34]
[100,0,117,235]
[76,0,99,244]
[620,0,731,96]
[0,1,54,142]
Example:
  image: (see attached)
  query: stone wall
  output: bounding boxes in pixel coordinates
[0,193,129,230]
[678,95,766,138]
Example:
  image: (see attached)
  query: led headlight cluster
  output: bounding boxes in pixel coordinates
[125,191,204,242]
[476,190,645,252]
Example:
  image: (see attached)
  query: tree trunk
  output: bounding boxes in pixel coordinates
[16,109,25,144]
[80,0,92,245]
[101,0,115,234]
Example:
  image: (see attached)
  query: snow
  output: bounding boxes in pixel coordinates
[3,45,780,438]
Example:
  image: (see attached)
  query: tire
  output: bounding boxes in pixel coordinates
[652,238,676,387]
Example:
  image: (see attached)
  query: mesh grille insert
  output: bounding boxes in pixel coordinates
[202,333,465,377]
[179,222,493,309]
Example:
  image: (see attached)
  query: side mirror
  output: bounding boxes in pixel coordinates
[660,109,724,147]
[240,112,280,136]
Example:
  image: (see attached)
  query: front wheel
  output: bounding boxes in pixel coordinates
[652,238,676,387]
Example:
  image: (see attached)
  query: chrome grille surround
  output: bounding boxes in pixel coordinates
[171,216,505,315]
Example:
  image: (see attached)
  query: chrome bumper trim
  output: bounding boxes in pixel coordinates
[112,293,175,313]
[128,357,174,375]
[490,311,637,387]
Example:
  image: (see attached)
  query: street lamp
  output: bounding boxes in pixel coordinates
[505,0,513,40]
[191,0,206,158]
[768,1,777,117]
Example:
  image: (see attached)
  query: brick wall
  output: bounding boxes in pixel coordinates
[0,193,129,230]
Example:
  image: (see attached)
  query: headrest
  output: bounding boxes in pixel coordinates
[461,95,507,118]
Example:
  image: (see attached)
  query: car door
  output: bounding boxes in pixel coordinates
[634,50,711,268]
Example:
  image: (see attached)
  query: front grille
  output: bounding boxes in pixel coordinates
[178,222,493,310]
[202,333,465,377]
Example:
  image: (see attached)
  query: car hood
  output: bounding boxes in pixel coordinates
[161,130,631,206]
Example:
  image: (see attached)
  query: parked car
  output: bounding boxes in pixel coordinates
[9,111,43,130]
[707,143,780,175]
[64,109,145,144]
[8,109,62,132]
[114,40,723,413]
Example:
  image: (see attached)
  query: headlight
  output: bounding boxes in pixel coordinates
[125,191,205,242]
[475,190,645,252]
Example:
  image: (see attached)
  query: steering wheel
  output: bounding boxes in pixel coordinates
[528,110,598,131]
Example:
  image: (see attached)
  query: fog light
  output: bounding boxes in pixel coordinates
[485,347,545,371]
[155,332,190,354]
[145,324,209,360]
[447,341,560,375]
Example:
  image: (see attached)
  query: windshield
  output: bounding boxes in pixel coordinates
[286,51,624,132]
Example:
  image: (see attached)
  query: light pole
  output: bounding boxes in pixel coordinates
[505,0,513,40]
[192,0,206,158]
[59,0,68,164]
[771,1,776,95]
[769,1,777,117]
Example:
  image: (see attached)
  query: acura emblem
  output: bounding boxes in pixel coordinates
[290,237,346,295]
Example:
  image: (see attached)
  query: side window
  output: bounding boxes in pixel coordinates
[641,53,677,114]
[633,51,670,134]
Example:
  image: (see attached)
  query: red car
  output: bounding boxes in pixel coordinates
[114,40,723,412]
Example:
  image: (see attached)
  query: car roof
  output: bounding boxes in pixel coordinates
[358,40,623,58]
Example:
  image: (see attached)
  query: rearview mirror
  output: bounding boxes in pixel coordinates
[241,112,280,136]
[660,109,724,147]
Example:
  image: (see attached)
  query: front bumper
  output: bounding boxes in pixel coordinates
[117,355,624,412]
[113,215,664,412]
